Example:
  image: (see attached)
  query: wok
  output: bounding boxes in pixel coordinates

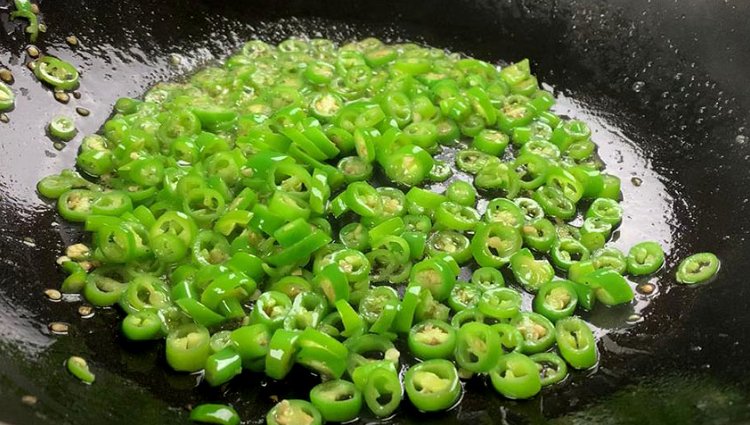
[1,0,749,423]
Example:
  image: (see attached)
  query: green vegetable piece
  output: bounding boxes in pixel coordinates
[309,380,363,423]
[555,316,598,369]
[530,352,568,386]
[676,252,720,284]
[404,359,461,412]
[0,82,15,111]
[626,241,665,276]
[266,400,322,425]
[34,56,80,90]
[66,356,95,384]
[489,352,541,399]
[190,404,241,425]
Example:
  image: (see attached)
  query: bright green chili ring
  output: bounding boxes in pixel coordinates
[478,287,521,320]
[676,252,720,284]
[489,352,541,399]
[512,312,556,354]
[529,352,568,386]
[533,280,578,322]
[0,82,15,111]
[404,359,461,412]
[555,316,598,369]
[34,56,80,90]
[471,266,505,290]
[266,400,322,425]
[309,380,363,423]
[408,319,457,360]
[190,404,241,425]
[454,321,501,373]
[626,241,665,276]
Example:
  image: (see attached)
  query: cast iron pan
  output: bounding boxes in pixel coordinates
[1,0,750,424]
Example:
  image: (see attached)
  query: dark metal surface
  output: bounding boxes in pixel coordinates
[1,0,750,424]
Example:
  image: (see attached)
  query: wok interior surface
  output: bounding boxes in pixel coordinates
[1,0,750,423]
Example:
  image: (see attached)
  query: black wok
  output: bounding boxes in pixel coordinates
[1,0,750,423]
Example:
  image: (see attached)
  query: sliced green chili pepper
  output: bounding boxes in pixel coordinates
[510,248,555,292]
[408,320,457,360]
[265,329,300,380]
[478,287,522,319]
[409,258,456,302]
[474,160,520,197]
[550,238,591,271]
[448,282,481,312]
[521,218,557,252]
[676,252,720,284]
[445,180,477,207]
[471,223,522,267]
[122,310,163,341]
[490,351,541,399]
[296,327,348,378]
[492,323,525,353]
[362,367,402,417]
[626,241,665,276]
[555,316,598,369]
[455,321,501,373]
[0,82,15,112]
[165,324,211,372]
[404,359,461,412]
[533,185,576,220]
[512,312,556,354]
[530,352,568,386]
[533,280,578,322]
[309,380,363,423]
[455,149,491,174]
[34,56,80,90]
[204,347,243,386]
[583,269,634,306]
[266,400,322,425]
[190,404,241,425]
[66,356,95,384]
[586,198,623,225]
[426,230,472,264]
[591,246,628,274]
[230,324,270,370]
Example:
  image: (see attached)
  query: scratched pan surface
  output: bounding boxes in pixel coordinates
[1,0,750,424]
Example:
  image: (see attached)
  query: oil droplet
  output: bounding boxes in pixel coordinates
[631,81,645,92]
[631,177,643,187]
[76,107,90,117]
[736,135,747,145]
[44,289,62,301]
[49,322,70,334]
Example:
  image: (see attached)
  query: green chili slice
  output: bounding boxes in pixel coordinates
[676,252,720,284]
